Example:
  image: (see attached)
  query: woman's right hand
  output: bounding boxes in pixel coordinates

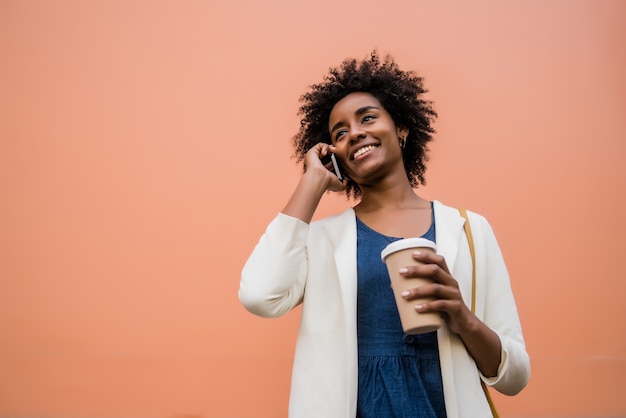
[281,143,346,223]
[304,143,346,193]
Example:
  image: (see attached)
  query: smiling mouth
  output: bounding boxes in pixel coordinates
[352,145,379,160]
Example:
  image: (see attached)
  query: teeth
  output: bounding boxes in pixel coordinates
[353,145,377,159]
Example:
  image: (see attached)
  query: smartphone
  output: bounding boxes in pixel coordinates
[320,152,343,182]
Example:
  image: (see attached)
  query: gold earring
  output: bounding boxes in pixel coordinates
[399,136,407,149]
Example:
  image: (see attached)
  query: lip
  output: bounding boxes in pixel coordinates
[350,143,379,161]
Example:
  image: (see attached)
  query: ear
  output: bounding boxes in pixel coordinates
[397,126,409,138]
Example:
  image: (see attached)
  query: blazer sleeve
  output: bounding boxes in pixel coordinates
[472,212,530,395]
[239,213,309,318]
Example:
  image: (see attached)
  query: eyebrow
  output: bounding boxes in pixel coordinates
[330,105,380,135]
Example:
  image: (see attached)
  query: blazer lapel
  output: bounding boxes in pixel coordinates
[319,202,468,415]
[323,208,358,325]
[324,203,466,303]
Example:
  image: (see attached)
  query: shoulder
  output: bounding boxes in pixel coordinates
[309,208,356,247]
[310,207,355,228]
[433,200,490,226]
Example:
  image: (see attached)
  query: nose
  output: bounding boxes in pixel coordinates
[348,123,366,142]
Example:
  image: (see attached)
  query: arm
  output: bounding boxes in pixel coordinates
[473,215,530,394]
[240,143,345,317]
[401,214,529,394]
[403,251,503,377]
[239,213,310,317]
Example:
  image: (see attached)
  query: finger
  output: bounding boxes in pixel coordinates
[414,298,465,316]
[308,142,325,155]
[401,282,458,301]
[411,251,450,273]
[399,263,452,284]
[306,143,330,167]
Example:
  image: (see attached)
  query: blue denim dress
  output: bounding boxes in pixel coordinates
[356,207,447,418]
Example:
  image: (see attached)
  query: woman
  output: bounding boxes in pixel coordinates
[239,52,529,418]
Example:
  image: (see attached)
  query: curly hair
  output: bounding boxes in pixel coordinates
[292,51,437,199]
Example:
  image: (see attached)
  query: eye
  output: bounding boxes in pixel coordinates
[335,129,348,141]
[362,114,377,123]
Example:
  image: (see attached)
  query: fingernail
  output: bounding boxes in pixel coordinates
[415,304,423,311]
[413,251,422,256]
[401,291,410,297]
[399,267,408,274]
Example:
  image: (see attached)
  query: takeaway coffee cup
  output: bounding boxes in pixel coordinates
[381,238,442,335]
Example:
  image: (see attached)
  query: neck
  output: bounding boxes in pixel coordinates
[356,178,428,212]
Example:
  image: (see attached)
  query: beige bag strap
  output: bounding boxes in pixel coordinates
[459,208,499,418]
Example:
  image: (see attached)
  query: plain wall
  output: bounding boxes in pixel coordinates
[1,0,625,417]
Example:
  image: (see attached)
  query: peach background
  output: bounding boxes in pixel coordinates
[1,1,625,417]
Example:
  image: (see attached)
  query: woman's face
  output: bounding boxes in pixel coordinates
[328,92,408,186]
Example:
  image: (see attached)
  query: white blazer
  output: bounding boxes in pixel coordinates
[240,200,529,418]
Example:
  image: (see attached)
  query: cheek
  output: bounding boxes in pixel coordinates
[333,142,349,159]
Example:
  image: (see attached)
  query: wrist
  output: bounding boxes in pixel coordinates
[302,166,333,192]
[457,312,481,339]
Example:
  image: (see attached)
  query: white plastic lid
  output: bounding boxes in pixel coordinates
[380,237,437,262]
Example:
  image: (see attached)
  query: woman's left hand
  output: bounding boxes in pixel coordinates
[399,250,476,336]
[399,249,503,377]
